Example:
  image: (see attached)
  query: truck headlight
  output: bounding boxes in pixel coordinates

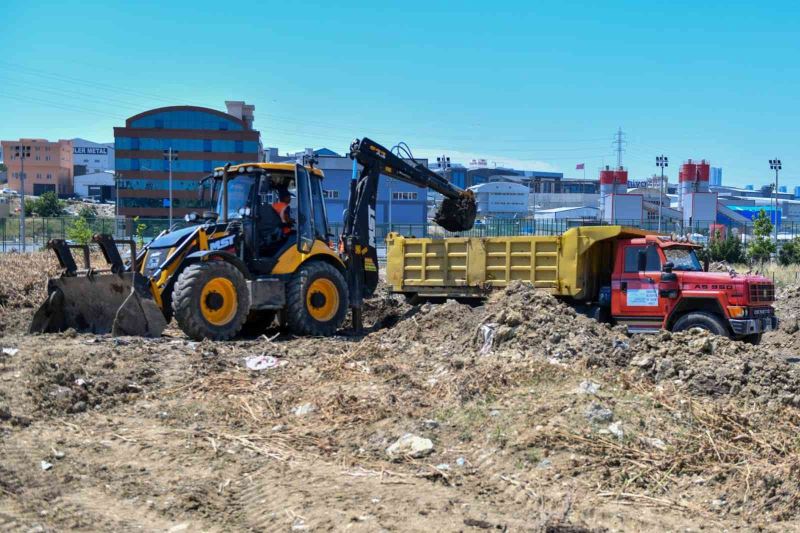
[727,305,746,318]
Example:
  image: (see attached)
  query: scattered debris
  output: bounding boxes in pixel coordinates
[386,433,434,459]
[585,403,614,424]
[245,354,284,371]
[576,380,601,395]
[608,421,624,439]
[2,347,19,357]
[40,461,53,471]
[293,403,316,417]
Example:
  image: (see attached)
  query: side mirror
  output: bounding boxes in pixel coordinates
[703,256,710,272]
[662,261,674,273]
[637,249,648,272]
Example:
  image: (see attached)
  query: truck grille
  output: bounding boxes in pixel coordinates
[749,282,775,303]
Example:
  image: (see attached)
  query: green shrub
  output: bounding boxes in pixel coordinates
[778,237,800,266]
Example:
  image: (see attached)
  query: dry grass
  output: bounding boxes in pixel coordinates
[731,262,800,288]
[528,375,800,520]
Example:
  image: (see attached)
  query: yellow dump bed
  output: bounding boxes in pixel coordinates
[385,225,647,300]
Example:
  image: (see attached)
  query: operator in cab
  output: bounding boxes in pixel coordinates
[271,188,294,235]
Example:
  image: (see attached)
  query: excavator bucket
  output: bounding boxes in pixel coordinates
[433,194,478,232]
[29,237,167,337]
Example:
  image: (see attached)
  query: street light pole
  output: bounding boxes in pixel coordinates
[656,155,669,233]
[13,144,31,251]
[769,158,782,249]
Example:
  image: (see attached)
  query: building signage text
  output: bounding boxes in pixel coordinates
[74,147,109,155]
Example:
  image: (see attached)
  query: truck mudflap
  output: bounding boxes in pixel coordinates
[729,317,779,336]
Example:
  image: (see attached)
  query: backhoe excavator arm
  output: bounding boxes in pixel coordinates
[342,137,477,331]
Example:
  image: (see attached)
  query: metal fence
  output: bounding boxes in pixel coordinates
[2,216,800,252]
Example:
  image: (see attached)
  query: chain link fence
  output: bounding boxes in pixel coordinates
[2,216,799,253]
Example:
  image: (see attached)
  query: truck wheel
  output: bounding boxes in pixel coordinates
[672,312,730,338]
[286,261,349,336]
[172,261,250,341]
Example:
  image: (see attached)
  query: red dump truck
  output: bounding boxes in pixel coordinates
[385,226,777,343]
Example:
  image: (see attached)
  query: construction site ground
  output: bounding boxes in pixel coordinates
[2,253,800,531]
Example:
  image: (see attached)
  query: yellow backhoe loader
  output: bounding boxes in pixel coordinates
[30,138,477,340]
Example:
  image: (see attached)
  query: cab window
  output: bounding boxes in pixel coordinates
[624,245,661,273]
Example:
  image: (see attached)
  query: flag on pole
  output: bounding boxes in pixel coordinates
[575,163,585,170]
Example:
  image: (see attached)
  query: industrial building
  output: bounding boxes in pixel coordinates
[72,138,115,176]
[0,138,74,196]
[468,181,529,219]
[598,166,643,225]
[74,171,116,201]
[114,101,261,218]
[265,147,428,227]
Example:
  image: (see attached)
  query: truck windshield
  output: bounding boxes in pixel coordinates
[664,247,702,271]
[214,176,255,219]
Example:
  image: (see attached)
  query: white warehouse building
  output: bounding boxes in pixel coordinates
[468,181,529,219]
[72,138,115,174]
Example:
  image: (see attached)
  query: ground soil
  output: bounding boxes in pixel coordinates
[2,252,800,531]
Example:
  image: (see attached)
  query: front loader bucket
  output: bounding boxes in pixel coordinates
[30,272,167,337]
[434,194,478,232]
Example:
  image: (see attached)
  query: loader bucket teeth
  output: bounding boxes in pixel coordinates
[29,273,166,338]
[433,195,478,232]
[112,287,168,337]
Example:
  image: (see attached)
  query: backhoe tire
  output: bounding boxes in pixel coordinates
[286,261,348,337]
[172,261,250,341]
[672,312,730,338]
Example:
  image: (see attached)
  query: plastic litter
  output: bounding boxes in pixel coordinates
[245,355,285,371]
[2,348,19,357]
[479,323,497,355]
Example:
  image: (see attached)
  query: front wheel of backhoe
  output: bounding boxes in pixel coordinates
[172,261,250,340]
[286,261,349,336]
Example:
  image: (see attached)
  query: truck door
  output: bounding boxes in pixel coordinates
[612,243,665,333]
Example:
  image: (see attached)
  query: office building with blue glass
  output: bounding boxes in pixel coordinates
[114,102,260,217]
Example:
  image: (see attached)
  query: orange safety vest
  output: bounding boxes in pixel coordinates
[272,201,291,234]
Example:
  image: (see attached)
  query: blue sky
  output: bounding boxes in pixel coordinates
[1,1,798,188]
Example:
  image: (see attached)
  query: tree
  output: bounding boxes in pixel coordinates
[778,237,800,266]
[748,209,776,263]
[133,216,148,248]
[699,229,746,264]
[66,216,94,245]
[23,198,36,216]
[0,162,7,173]
[37,191,64,217]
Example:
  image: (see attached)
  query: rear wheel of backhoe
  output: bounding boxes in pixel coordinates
[172,261,250,340]
[286,261,348,336]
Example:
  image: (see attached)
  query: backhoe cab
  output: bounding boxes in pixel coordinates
[32,161,350,340]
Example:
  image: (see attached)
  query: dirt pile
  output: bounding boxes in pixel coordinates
[0,252,60,333]
[363,281,800,407]
[478,282,624,362]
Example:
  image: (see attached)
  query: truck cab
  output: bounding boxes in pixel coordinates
[608,235,777,343]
